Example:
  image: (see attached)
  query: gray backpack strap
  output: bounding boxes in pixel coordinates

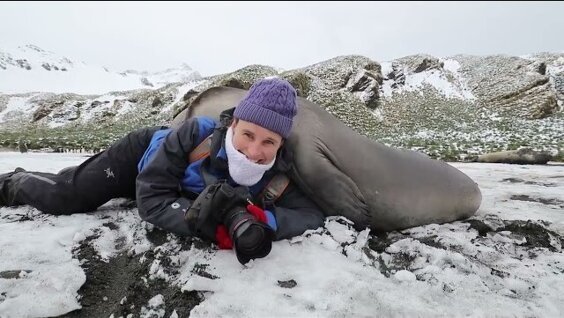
[260,173,290,203]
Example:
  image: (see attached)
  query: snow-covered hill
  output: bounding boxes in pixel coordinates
[0,45,201,95]
[1,51,563,161]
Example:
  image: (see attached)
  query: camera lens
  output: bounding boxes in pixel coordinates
[235,223,268,253]
[223,206,274,264]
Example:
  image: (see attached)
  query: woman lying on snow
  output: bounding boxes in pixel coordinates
[0,78,325,265]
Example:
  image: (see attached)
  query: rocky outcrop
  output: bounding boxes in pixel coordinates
[554,74,564,102]
[395,54,444,73]
[281,71,313,97]
[345,69,381,109]
[294,55,384,135]
[33,99,67,122]
[453,55,559,119]
[299,55,380,90]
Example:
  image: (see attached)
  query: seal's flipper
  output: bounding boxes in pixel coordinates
[290,137,371,230]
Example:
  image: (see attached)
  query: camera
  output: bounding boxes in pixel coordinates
[222,205,274,264]
[185,182,274,264]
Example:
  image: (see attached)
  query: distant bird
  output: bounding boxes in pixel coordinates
[18,141,28,153]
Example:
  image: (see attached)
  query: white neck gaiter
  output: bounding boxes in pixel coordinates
[225,127,276,186]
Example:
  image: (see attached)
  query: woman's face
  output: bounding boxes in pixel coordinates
[230,119,283,164]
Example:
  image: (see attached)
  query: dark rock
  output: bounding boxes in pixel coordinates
[191,264,219,280]
[390,62,406,87]
[490,268,510,278]
[531,95,558,119]
[141,77,153,87]
[277,279,297,288]
[367,232,406,253]
[183,89,200,101]
[347,70,377,91]
[498,220,562,252]
[0,270,32,279]
[466,219,493,237]
[346,69,380,109]
[90,101,103,108]
[414,235,447,250]
[284,72,312,97]
[364,61,382,74]
[32,101,64,122]
[220,77,251,89]
[534,62,547,75]
[16,59,32,70]
[152,96,162,108]
[101,110,115,118]
[414,57,444,73]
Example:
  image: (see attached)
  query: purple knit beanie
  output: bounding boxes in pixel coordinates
[233,78,297,138]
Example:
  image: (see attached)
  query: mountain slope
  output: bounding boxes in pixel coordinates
[0,45,201,95]
[0,51,562,161]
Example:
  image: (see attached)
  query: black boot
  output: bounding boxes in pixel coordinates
[0,168,26,206]
[0,171,14,206]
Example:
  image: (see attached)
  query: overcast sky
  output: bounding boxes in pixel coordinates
[1,1,563,76]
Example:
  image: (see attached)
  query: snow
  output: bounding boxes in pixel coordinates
[160,80,207,114]
[380,59,476,101]
[394,270,416,281]
[404,69,474,100]
[0,78,208,128]
[380,61,393,79]
[115,100,136,118]
[0,45,200,95]
[78,96,116,123]
[141,294,166,318]
[144,64,201,87]
[441,59,476,100]
[0,213,88,317]
[0,96,35,122]
[1,152,564,317]
[0,65,145,95]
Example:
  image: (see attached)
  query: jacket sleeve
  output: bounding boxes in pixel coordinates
[271,181,326,240]
[135,119,200,237]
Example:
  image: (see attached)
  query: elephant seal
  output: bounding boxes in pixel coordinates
[473,148,552,165]
[172,86,482,232]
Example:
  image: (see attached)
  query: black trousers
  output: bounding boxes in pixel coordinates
[1,126,164,215]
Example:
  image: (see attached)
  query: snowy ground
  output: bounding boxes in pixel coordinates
[0,152,563,318]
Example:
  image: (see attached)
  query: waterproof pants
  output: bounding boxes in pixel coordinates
[0,126,163,215]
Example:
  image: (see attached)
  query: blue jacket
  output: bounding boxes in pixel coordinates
[135,109,325,241]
